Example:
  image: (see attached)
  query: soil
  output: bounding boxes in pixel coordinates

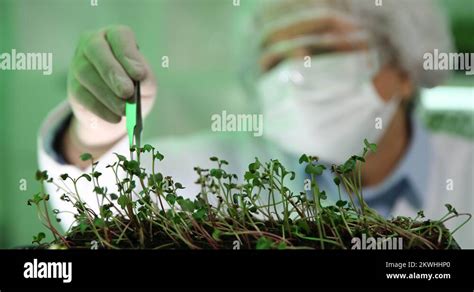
[57,218,459,250]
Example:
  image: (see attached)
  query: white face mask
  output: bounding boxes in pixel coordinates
[257,50,400,165]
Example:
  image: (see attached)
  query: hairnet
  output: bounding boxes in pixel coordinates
[253,0,454,88]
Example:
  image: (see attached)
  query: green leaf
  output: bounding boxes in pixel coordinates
[192,208,207,220]
[317,165,326,173]
[115,153,127,162]
[249,159,261,172]
[210,168,223,179]
[244,172,255,180]
[364,139,370,148]
[445,204,458,215]
[336,200,347,207]
[124,160,140,175]
[166,193,177,205]
[305,164,325,176]
[355,156,365,162]
[28,192,48,205]
[117,195,131,209]
[94,218,105,228]
[256,237,273,250]
[212,229,222,241]
[342,158,356,173]
[225,183,237,191]
[210,156,219,162]
[33,192,43,204]
[276,241,287,250]
[364,139,377,153]
[252,178,262,187]
[100,206,113,218]
[178,198,195,212]
[60,173,69,180]
[92,171,102,178]
[35,170,48,181]
[79,221,88,233]
[93,186,104,195]
[154,151,164,161]
[369,143,377,152]
[299,154,309,164]
[174,182,185,189]
[289,171,296,180]
[333,177,341,186]
[80,153,92,161]
[149,173,163,186]
[319,190,327,200]
[304,164,314,175]
[142,144,154,152]
[32,232,46,244]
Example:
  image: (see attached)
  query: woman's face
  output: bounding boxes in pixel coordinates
[259,16,414,102]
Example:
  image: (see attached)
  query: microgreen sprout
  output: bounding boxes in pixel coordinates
[29,141,471,249]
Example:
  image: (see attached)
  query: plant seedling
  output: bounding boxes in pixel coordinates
[29,141,471,249]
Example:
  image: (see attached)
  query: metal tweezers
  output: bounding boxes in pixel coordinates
[126,80,142,155]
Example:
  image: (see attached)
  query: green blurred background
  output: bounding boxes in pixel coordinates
[0,0,472,248]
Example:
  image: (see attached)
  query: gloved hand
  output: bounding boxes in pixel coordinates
[65,25,156,163]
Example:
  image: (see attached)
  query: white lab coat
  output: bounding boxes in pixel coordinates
[38,102,474,248]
